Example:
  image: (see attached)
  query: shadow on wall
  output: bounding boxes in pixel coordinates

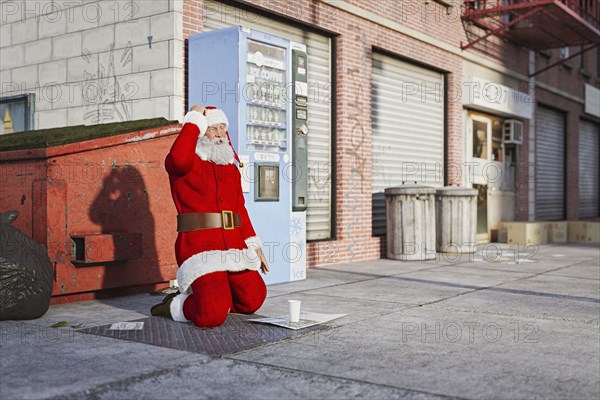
[87,165,160,308]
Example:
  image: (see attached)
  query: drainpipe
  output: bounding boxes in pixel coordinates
[528,50,536,222]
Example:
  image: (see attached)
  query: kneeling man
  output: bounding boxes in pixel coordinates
[151,104,269,328]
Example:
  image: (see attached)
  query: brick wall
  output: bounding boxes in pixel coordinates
[345,0,531,76]
[181,0,600,265]
[456,0,600,223]
[182,0,466,267]
[528,46,600,221]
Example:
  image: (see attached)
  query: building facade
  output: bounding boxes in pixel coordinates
[1,0,599,269]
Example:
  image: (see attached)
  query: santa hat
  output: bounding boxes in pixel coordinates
[182,106,244,167]
[204,106,229,130]
[225,131,244,167]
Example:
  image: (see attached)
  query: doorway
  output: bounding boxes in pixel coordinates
[468,114,492,241]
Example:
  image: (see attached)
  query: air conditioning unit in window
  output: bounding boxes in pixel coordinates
[503,119,523,144]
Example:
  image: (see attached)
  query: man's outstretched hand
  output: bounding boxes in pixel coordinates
[256,247,270,275]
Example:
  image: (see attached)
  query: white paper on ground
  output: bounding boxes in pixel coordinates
[109,322,144,330]
[247,312,347,330]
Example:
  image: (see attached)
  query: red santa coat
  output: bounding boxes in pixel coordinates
[165,111,262,294]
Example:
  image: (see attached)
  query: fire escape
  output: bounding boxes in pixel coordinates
[461,0,600,76]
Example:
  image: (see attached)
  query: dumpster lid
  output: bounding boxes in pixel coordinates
[0,118,179,151]
[436,186,478,196]
[384,184,436,195]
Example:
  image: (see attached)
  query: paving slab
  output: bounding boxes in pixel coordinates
[323,258,454,275]
[446,243,600,273]
[266,261,457,297]
[266,267,379,296]
[0,321,208,400]
[393,265,535,287]
[304,274,478,305]
[24,293,162,328]
[231,305,600,400]
[492,274,600,300]
[259,292,412,327]
[545,263,600,280]
[449,254,592,275]
[55,358,450,400]
[424,289,600,324]
[532,243,600,258]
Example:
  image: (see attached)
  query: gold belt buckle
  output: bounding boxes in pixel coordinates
[221,210,234,230]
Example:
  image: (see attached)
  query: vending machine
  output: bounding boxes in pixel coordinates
[188,26,308,285]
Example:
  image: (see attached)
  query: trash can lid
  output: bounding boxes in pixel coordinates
[384,184,436,195]
[435,186,478,196]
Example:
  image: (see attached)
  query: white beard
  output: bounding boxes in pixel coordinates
[196,136,235,165]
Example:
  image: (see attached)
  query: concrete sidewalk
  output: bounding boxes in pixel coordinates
[1,243,599,399]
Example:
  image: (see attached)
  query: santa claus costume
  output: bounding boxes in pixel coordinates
[155,107,267,328]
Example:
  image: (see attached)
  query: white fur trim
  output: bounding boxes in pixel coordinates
[170,292,191,322]
[176,247,261,294]
[244,236,262,250]
[205,108,229,129]
[182,110,208,136]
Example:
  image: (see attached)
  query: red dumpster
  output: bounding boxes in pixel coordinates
[0,118,182,304]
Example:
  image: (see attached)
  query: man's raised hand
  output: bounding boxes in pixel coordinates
[191,104,206,115]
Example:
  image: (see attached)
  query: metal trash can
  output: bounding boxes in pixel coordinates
[385,185,436,261]
[435,186,478,253]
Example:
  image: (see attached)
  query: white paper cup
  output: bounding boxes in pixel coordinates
[288,300,301,323]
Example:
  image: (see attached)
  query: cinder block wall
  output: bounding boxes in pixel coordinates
[0,0,185,128]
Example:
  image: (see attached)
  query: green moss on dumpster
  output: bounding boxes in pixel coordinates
[0,118,180,151]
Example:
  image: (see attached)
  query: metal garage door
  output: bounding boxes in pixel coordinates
[204,1,332,240]
[579,120,600,218]
[536,106,566,220]
[371,52,445,236]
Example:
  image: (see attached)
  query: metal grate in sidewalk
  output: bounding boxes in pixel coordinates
[80,313,327,356]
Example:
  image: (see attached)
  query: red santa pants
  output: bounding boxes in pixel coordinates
[182,270,266,328]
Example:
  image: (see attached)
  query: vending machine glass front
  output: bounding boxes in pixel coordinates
[245,39,287,152]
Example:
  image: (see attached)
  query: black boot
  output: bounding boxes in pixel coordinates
[150,291,180,318]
